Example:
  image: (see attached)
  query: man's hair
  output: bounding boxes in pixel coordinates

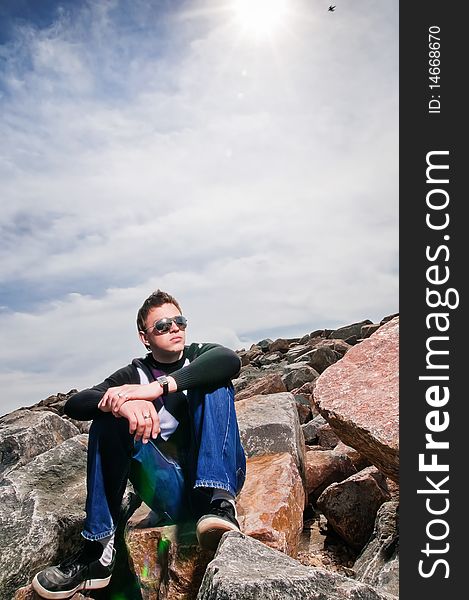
[137,289,182,332]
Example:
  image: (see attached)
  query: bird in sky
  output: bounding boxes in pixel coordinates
[328,5,336,11]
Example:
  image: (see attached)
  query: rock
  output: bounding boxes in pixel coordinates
[310,329,327,338]
[63,417,92,434]
[301,415,339,449]
[0,409,80,478]
[327,320,373,341]
[197,531,395,600]
[361,323,381,338]
[304,449,356,499]
[353,501,399,597]
[293,394,312,424]
[32,390,78,415]
[381,313,399,324]
[237,453,305,557]
[334,441,371,471]
[328,339,352,357]
[285,344,311,363]
[256,339,273,352]
[244,346,264,362]
[291,381,318,415]
[235,372,287,401]
[317,467,391,551]
[316,422,340,449]
[235,393,306,480]
[0,435,88,599]
[257,351,284,366]
[302,415,326,445]
[232,366,262,394]
[14,586,87,599]
[314,317,399,482]
[269,339,290,353]
[281,364,320,391]
[296,346,339,373]
[125,519,214,600]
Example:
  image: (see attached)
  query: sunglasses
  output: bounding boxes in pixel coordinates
[145,315,188,334]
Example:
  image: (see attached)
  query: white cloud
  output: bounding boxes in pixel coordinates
[0,0,398,414]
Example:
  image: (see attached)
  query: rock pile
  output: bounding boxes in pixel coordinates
[2,313,399,599]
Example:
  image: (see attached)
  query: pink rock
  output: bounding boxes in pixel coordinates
[317,466,391,551]
[314,317,399,481]
[235,372,287,401]
[304,449,356,498]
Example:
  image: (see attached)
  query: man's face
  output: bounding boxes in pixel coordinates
[140,303,186,360]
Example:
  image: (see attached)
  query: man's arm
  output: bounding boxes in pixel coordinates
[170,343,242,391]
[64,364,138,421]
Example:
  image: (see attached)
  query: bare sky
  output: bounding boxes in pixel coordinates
[0,0,398,414]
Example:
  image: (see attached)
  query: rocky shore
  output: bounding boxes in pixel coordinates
[1,313,399,599]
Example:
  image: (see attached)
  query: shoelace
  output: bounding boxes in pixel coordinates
[59,548,85,571]
[57,551,91,594]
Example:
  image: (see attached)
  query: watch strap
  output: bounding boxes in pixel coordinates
[157,376,169,396]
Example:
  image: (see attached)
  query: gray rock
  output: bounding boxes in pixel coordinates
[197,531,395,600]
[361,324,381,339]
[298,346,339,373]
[0,435,89,598]
[258,351,284,366]
[281,364,320,391]
[235,393,306,481]
[301,414,327,445]
[327,320,373,340]
[353,501,399,597]
[285,344,312,363]
[0,409,80,478]
[256,339,273,352]
[232,367,262,394]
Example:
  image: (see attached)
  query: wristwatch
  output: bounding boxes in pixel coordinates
[156,375,169,396]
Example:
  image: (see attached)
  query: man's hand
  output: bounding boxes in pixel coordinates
[98,382,162,415]
[118,400,160,443]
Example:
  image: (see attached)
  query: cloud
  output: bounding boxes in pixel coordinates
[0,0,398,414]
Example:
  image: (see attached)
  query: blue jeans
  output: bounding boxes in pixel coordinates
[82,384,246,540]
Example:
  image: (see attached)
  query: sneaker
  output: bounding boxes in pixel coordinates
[32,540,115,599]
[196,499,240,550]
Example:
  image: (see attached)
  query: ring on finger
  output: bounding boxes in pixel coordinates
[143,414,151,419]
[117,392,123,398]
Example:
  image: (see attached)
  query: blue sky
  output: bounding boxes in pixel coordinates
[0,0,398,414]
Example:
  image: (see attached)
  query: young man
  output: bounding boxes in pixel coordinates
[32,290,246,599]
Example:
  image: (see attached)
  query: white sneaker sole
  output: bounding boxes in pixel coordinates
[196,516,240,551]
[31,573,112,599]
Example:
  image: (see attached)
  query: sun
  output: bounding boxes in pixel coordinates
[232,0,289,38]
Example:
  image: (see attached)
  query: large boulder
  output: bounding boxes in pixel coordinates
[0,435,88,598]
[197,531,396,600]
[317,466,391,551]
[314,317,399,481]
[0,409,80,478]
[235,393,306,481]
[353,501,399,597]
[237,453,305,557]
[125,514,214,600]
